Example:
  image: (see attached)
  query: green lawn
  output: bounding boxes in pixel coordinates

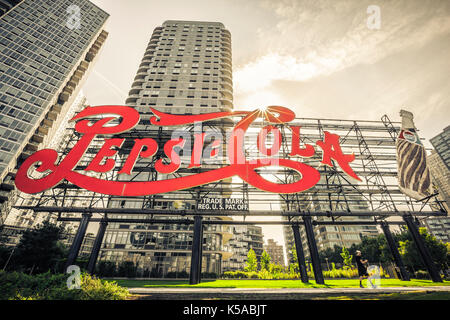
[110,278,450,289]
[319,291,450,300]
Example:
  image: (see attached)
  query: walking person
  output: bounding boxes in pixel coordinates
[355,250,373,288]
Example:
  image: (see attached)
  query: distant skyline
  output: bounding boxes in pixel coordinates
[82,0,450,251]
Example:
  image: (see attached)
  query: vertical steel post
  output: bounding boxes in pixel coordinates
[403,214,442,282]
[87,218,108,274]
[380,221,410,281]
[303,216,324,284]
[197,218,204,281]
[291,224,309,283]
[65,212,92,270]
[189,215,203,285]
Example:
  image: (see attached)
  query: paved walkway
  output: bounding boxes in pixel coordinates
[129,286,450,300]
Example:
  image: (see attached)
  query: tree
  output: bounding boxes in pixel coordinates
[319,245,343,263]
[117,261,137,277]
[11,221,68,274]
[245,248,258,272]
[260,250,271,271]
[399,227,448,272]
[96,261,117,277]
[348,234,392,264]
[289,245,299,274]
[340,247,353,269]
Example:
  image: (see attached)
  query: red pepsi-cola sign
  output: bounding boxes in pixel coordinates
[15,106,360,196]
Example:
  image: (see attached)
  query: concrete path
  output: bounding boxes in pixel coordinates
[129,286,450,300]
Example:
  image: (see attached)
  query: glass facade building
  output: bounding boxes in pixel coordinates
[100,20,234,277]
[425,150,450,241]
[0,0,109,224]
[430,126,450,171]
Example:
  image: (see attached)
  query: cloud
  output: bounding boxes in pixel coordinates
[234,0,450,109]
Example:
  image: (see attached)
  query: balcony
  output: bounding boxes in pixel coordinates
[143,52,154,60]
[220,74,233,86]
[221,88,233,100]
[24,142,39,153]
[128,88,141,95]
[139,59,152,68]
[220,97,233,109]
[222,50,231,60]
[37,125,49,135]
[221,29,231,39]
[221,56,232,66]
[31,133,44,144]
[134,72,147,81]
[219,105,234,113]
[221,41,231,50]
[220,68,232,79]
[137,66,149,74]
[50,104,62,113]
[221,81,233,92]
[220,60,232,70]
[132,79,145,87]
[46,110,58,121]
[125,94,139,104]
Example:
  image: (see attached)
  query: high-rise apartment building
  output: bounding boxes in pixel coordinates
[264,238,285,267]
[428,150,450,212]
[0,0,20,17]
[424,149,450,241]
[222,225,264,272]
[430,126,450,171]
[0,0,109,225]
[100,20,234,277]
[4,91,89,228]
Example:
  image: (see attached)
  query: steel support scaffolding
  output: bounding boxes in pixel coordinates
[190,215,203,285]
[403,214,442,282]
[86,217,108,274]
[14,206,447,218]
[380,221,410,281]
[64,212,91,270]
[8,113,448,285]
[303,216,324,284]
[292,224,308,283]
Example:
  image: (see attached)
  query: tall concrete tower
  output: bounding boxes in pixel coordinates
[100,21,234,277]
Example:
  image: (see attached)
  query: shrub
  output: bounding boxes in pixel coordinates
[414,270,430,280]
[233,271,248,279]
[0,270,129,300]
[78,274,129,300]
[201,272,218,279]
[117,261,136,278]
[96,261,117,277]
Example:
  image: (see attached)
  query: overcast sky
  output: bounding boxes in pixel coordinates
[83,0,450,251]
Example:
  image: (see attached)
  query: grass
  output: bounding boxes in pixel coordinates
[109,278,450,289]
[320,291,450,300]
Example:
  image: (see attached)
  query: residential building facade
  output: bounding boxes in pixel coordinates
[430,125,450,171]
[0,0,109,225]
[99,20,234,277]
[264,238,285,267]
[425,149,450,241]
[222,225,264,272]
